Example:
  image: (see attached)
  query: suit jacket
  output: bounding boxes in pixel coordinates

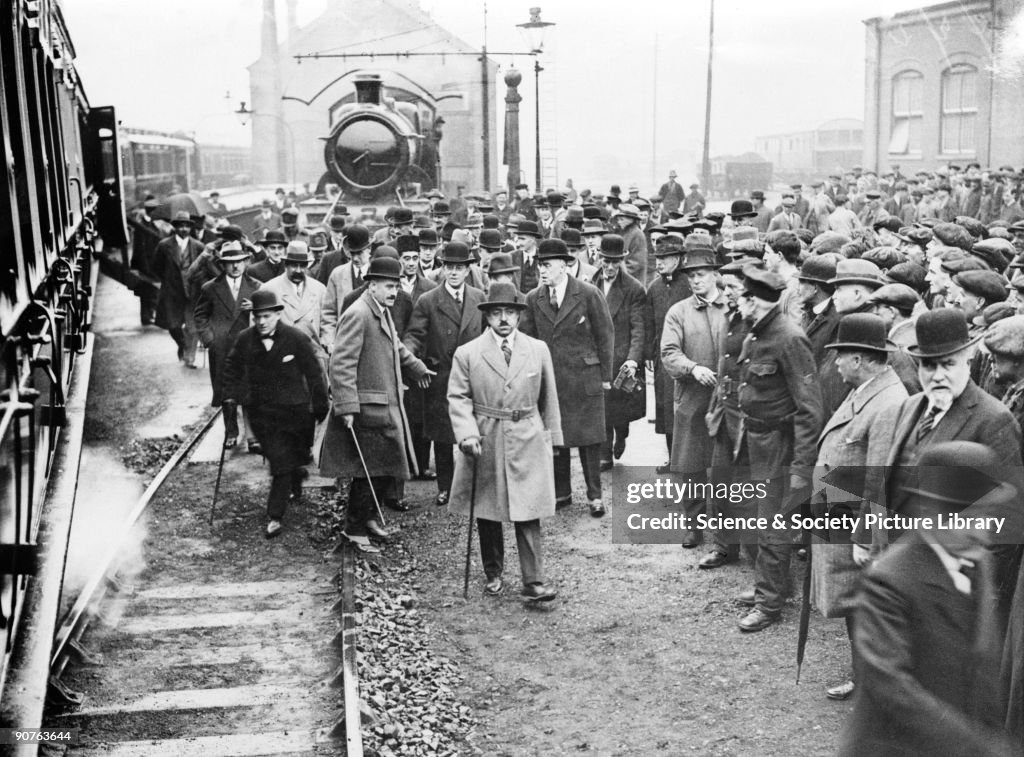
[320,291,429,480]
[341,283,414,339]
[592,269,647,426]
[194,274,261,405]
[321,261,367,350]
[511,249,540,293]
[248,258,285,284]
[804,298,850,416]
[519,275,615,446]
[621,224,648,284]
[252,211,282,238]
[838,534,1014,757]
[568,258,597,281]
[261,274,327,352]
[402,284,486,444]
[153,235,206,329]
[315,248,350,286]
[447,330,563,522]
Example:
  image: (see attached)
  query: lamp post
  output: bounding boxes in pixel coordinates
[503,68,522,199]
[517,7,555,193]
[235,100,297,188]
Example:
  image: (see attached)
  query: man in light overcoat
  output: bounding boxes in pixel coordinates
[448,282,562,602]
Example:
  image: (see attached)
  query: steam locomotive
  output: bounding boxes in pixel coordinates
[0,0,127,727]
[319,73,442,203]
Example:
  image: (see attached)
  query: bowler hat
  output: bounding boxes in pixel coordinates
[797,256,838,285]
[515,220,542,238]
[309,231,328,251]
[561,228,584,248]
[598,234,626,259]
[262,229,287,246]
[564,206,585,227]
[479,229,504,250]
[953,270,1009,304]
[344,224,371,253]
[825,313,895,353]
[478,281,526,311]
[395,235,421,254]
[900,442,1015,511]
[281,208,299,222]
[536,238,574,262]
[742,266,786,302]
[868,282,920,312]
[907,308,982,358]
[250,289,284,312]
[828,259,885,289]
[364,256,402,280]
[221,224,248,242]
[432,201,451,215]
[482,214,501,229]
[488,253,519,275]
[418,228,440,245]
[438,241,474,264]
[329,215,347,232]
[680,249,720,271]
[389,207,414,225]
[729,199,757,218]
[371,245,399,261]
[284,241,312,265]
[984,314,1024,358]
[414,214,433,229]
[171,211,192,227]
[583,206,604,220]
[217,240,251,262]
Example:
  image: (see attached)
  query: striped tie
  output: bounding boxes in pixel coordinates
[916,405,940,443]
[501,338,511,365]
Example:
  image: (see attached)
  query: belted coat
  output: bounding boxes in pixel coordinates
[447,330,563,522]
[519,275,615,447]
[402,284,485,445]
[591,268,647,426]
[319,291,429,480]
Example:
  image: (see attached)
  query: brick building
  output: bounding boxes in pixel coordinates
[863,0,1024,173]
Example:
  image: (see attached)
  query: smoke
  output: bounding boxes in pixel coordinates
[993,6,1024,80]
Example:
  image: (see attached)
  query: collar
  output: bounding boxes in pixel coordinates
[694,288,723,309]
[812,296,831,316]
[750,304,782,335]
[551,275,569,302]
[491,328,516,351]
[923,536,973,595]
[445,282,464,300]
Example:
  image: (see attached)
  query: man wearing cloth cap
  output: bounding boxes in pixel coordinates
[447,282,563,601]
[520,239,614,516]
[195,241,261,450]
[985,315,1024,433]
[261,241,328,361]
[615,204,649,284]
[682,182,706,217]
[403,242,486,507]
[154,211,206,368]
[768,195,802,232]
[839,442,1017,757]
[657,170,686,216]
[591,234,647,473]
[868,282,923,394]
[882,309,1024,604]
[953,270,1010,335]
[750,191,773,234]
[810,313,908,701]
[661,242,728,545]
[222,290,329,538]
[644,235,693,468]
[320,258,435,550]
[734,266,824,631]
[805,182,836,235]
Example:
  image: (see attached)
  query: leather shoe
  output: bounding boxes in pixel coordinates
[826,680,855,701]
[416,470,437,481]
[223,436,237,450]
[484,576,504,596]
[555,495,572,509]
[520,583,557,602]
[599,459,613,472]
[738,608,778,632]
[656,462,671,474]
[589,499,606,518]
[342,532,381,554]
[735,589,756,607]
[795,546,809,562]
[435,490,449,507]
[265,520,283,538]
[366,519,391,540]
[385,498,418,512]
[247,440,262,455]
[698,551,731,569]
[681,530,701,549]
[613,439,626,459]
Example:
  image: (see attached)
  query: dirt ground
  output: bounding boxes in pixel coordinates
[62,275,851,756]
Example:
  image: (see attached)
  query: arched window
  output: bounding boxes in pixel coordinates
[941,63,977,154]
[889,70,923,155]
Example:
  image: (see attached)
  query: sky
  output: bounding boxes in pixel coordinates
[61,0,1008,191]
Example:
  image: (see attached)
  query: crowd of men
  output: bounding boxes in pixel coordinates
[124,164,1024,753]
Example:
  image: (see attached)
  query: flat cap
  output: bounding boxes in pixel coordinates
[953,270,1008,304]
[902,226,933,246]
[983,314,1024,357]
[933,222,975,251]
[726,238,766,259]
[742,266,786,302]
[868,282,920,312]
[810,232,851,256]
[972,238,1016,272]
[975,301,1017,328]
[720,257,763,276]
[955,216,987,239]
[885,261,927,292]
[861,246,906,270]
[941,256,986,275]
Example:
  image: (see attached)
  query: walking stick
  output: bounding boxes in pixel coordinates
[209,431,229,526]
[795,539,812,683]
[463,456,479,599]
[349,426,386,527]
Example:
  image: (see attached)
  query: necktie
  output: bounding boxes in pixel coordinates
[454,289,462,310]
[501,338,511,365]
[916,405,941,443]
[549,288,559,311]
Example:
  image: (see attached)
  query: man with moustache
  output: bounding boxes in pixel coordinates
[591,234,646,470]
[320,257,435,550]
[447,282,562,601]
[260,241,328,360]
[563,228,597,280]
[403,242,485,507]
[520,239,614,516]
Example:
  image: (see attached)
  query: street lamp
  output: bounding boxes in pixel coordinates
[517,7,555,193]
[235,101,296,188]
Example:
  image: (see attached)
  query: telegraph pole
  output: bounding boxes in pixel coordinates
[701,0,715,196]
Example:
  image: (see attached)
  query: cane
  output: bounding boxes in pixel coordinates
[463,456,479,599]
[209,430,229,526]
[349,426,386,527]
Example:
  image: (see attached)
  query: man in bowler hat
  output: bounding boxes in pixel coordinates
[447,282,562,601]
[221,290,329,537]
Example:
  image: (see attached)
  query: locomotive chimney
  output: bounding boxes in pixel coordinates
[354,74,383,105]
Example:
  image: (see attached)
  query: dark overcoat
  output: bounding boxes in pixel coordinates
[402,284,485,444]
[645,272,692,435]
[838,535,1013,757]
[320,291,430,480]
[519,275,614,447]
[193,273,261,405]
[153,235,205,330]
[621,224,648,284]
[591,269,647,426]
[221,323,329,475]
